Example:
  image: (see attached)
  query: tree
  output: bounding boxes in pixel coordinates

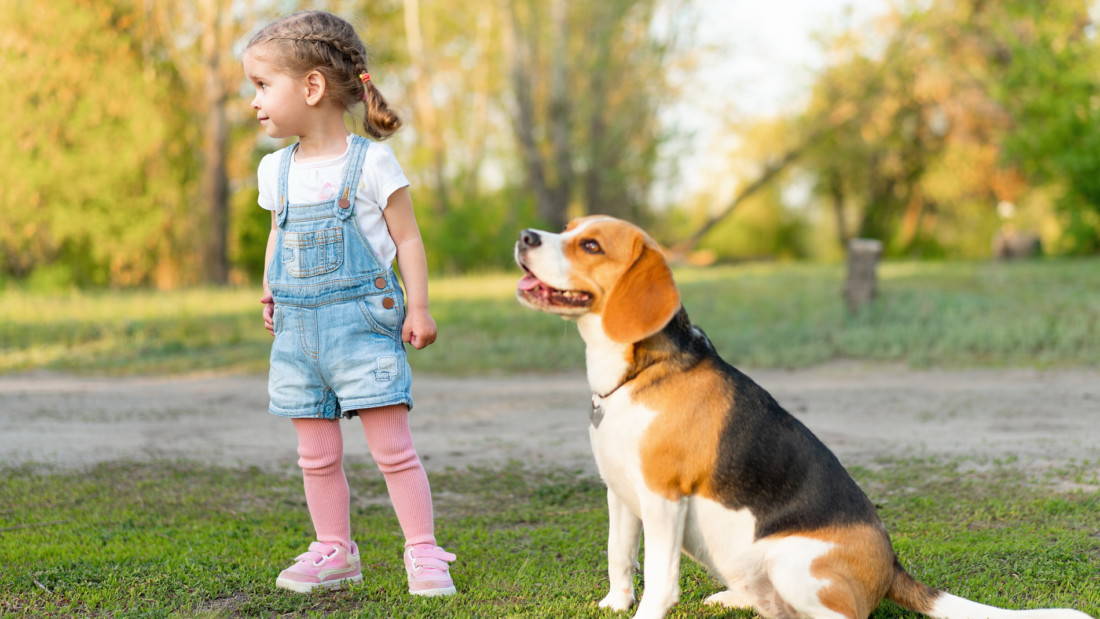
[143,0,256,284]
[402,0,451,214]
[791,1,1046,257]
[0,0,192,286]
[992,0,1100,253]
[502,0,685,230]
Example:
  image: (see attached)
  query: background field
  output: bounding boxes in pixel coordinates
[3,258,1099,376]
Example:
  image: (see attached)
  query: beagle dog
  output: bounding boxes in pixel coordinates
[514,216,1090,619]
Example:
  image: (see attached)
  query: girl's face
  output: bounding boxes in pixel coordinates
[243,46,309,139]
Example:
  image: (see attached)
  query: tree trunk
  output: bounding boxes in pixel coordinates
[403,0,450,214]
[547,0,572,222]
[463,9,494,199]
[503,0,566,230]
[897,185,925,250]
[582,6,613,218]
[200,0,228,284]
[828,169,849,252]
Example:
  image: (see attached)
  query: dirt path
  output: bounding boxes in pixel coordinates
[1,364,1097,478]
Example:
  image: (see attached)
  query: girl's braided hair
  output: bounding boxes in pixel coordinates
[247,10,401,139]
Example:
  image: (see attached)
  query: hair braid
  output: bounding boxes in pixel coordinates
[247,10,401,139]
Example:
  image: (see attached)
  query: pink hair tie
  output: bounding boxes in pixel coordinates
[359,73,371,102]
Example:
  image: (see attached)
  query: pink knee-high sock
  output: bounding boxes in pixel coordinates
[359,404,436,547]
[292,418,351,550]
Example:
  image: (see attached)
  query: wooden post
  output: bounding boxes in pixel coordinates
[844,238,883,313]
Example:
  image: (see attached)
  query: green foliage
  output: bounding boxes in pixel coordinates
[794,0,1100,258]
[9,0,1100,288]
[230,182,271,283]
[993,0,1100,253]
[415,186,539,274]
[0,461,1095,616]
[1,0,192,287]
[3,0,684,286]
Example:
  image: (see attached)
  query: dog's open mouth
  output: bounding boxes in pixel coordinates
[516,265,593,311]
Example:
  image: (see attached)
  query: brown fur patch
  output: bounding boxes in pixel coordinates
[635,358,731,500]
[794,525,896,618]
[885,559,940,614]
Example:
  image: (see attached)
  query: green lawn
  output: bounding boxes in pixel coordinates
[4,260,1096,617]
[1,460,1096,617]
[2,258,1098,376]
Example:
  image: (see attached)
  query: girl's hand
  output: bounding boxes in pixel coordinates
[260,291,275,336]
[402,308,437,349]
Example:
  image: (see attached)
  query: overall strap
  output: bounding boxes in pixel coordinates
[275,143,298,228]
[333,135,370,221]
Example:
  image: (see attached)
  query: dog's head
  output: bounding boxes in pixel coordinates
[515,216,680,343]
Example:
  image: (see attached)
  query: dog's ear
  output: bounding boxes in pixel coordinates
[602,239,680,343]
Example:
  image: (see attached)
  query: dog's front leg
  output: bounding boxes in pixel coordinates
[633,494,688,619]
[598,487,641,611]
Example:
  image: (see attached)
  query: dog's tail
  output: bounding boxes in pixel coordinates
[887,559,1092,619]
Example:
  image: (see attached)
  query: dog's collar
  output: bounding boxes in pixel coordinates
[590,378,630,430]
[592,374,630,400]
[591,345,656,399]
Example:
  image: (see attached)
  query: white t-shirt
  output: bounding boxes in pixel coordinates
[257,135,409,266]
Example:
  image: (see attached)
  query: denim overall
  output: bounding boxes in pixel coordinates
[267,135,412,419]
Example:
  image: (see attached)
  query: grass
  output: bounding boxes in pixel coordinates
[1,258,1099,376]
[4,259,1096,617]
[0,460,1096,617]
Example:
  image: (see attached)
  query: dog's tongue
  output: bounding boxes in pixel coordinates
[518,273,541,291]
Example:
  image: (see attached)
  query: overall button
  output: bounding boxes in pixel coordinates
[374,277,387,289]
[382,297,395,309]
[338,197,351,209]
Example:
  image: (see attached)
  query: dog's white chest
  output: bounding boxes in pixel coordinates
[588,389,655,505]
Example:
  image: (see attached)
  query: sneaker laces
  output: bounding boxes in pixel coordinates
[408,545,456,574]
[294,541,339,566]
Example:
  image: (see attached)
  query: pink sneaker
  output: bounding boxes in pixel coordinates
[275,541,362,593]
[403,545,457,596]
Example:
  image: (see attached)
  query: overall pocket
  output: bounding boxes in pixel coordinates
[282,227,344,278]
[357,293,405,338]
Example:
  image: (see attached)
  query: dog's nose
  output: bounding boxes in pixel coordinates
[520,229,542,248]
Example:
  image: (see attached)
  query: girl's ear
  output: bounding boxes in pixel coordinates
[304,70,326,106]
[601,240,680,344]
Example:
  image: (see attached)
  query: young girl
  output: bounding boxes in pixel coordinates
[242,10,456,596]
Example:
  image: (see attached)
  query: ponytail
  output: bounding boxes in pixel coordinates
[361,79,401,140]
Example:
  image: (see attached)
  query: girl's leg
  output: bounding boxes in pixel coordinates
[358,404,436,547]
[292,418,352,550]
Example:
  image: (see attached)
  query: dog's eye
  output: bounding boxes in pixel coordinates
[580,239,603,254]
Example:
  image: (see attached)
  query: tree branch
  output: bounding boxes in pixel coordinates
[668,132,819,258]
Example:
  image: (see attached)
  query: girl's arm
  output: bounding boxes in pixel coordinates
[382,186,437,349]
[260,209,277,336]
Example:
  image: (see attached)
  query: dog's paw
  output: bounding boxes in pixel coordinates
[629,604,669,619]
[598,590,635,612]
[704,589,753,608]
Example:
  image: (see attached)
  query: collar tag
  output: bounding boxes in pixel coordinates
[590,393,604,428]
